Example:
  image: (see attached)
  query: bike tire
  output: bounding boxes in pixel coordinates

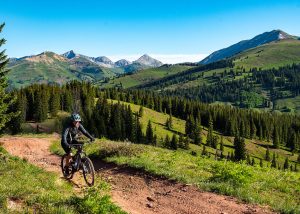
[82,157,95,186]
[61,154,74,180]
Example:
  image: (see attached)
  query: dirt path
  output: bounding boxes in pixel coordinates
[0,136,276,214]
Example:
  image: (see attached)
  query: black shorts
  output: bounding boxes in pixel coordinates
[61,141,71,154]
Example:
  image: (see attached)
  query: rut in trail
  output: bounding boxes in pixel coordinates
[0,136,276,214]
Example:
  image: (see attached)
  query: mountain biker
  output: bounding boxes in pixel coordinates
[61,113,95,168]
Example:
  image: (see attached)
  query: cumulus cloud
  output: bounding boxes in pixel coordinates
[107,54,208,64]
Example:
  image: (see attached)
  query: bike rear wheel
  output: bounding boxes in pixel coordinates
[82,157,95,186]
[61,154,74,179]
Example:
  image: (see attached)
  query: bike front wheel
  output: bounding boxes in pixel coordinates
[82,157,95,186]
[61,154,74,180]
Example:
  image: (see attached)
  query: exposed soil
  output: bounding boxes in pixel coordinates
[0,136,276,214]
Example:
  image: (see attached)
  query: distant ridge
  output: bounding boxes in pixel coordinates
[201,30,298,64]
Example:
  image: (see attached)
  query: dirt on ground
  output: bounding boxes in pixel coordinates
[0,136,276,214]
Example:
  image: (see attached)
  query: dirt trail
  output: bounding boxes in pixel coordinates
[0,136,276,214]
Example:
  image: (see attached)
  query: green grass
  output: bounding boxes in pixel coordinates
[99,65,192,89]
[274,95,300,114]
[0,146,126,214]
[51,139,300,213]
[109,99,298,167]
[234,39,300,70]
[109,99,186,143]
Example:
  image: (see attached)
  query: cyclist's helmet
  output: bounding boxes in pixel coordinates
[71,113,81,122]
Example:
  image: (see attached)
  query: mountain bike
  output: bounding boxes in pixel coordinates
[61,142,95,186]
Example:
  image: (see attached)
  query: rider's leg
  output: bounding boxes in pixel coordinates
[65,152,73,167]
[61,141,72,166]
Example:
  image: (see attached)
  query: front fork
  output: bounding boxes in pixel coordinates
[73,153,82,171]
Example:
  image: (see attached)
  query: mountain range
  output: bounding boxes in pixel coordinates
[7,51,163,88]
[7,29,300,93]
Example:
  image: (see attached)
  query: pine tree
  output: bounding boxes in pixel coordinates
[35,89,49,122]
[183,137,190,150]
[271,153,277,168]
[283,157,289,170]
[8,91,27,134]
[146,120,154,145]
[139,106,144,117]
[234,135,246,161]
[170,134,178,150]
[265,147,271,161]
[206,116,214,147]
[49,87,60,117]
[178,134,184,148]
[201,145,207,156]
[0,23,15,131]
[246,154,251,165]
[135,115,143,144]
[193,118,202,145]
[165,114,173,130]
[153,134,157,146]
[220,136,224,152]
[272,126,280,148]
[211,135,218,149]
[227,152,230,160]
[164,135,170,149]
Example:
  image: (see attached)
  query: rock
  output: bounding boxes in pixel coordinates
[147,196,155,202]
[146,203,153,208]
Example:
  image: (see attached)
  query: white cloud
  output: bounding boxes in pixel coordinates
[107,54,208,64]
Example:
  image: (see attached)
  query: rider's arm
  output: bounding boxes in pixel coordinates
[79,124,94,140]
[62,127,70,146]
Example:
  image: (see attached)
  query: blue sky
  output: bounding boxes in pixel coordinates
[1,0,300,63]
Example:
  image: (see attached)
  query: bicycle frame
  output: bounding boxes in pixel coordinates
[70,143,87,172]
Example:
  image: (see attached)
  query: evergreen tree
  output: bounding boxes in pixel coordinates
[183,137,190,150]
[283,157,289,170]
[220,136,224,152]
[265,147,271,161]
[35,89,49,122]
[146,120,154,145]
[227,152,230,160]
[49,87,60,117]
[271,153,277,168]
[0,23,14,131]
[272,126,280,148]
[8,91,27,134]
[206,116,214,147]
[164,135,170,149]
[165,114,173,130]
[170,134,178,150]
[234,135,246,161]
[246,154,251,165]
[139,106,144,117]
[211,135,218,149]
[193,118,202,145]
[135,115,143,144]
[201,145,207,156]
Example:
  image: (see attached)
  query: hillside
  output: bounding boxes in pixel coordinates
[134,39,300,113]
[201,30,298,64]
[98,65,193,88]
[108,99,299,166]
[234,39,300,69]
